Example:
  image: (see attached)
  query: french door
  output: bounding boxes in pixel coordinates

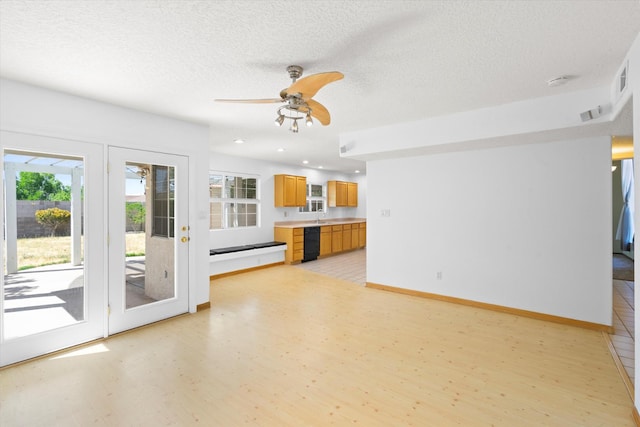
[107,147,189,334]
[1,131,105,366]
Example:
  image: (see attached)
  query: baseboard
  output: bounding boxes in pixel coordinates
[196,301,211,311]
[365,282,614,333]
[209,261,284,280]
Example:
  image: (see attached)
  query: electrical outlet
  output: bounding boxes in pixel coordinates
[436,271,442,280]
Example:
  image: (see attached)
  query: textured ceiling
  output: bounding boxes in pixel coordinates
[1,1,639,173]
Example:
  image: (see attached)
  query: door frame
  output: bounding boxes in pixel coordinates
[107,146,190,335]
[0,131,106,366]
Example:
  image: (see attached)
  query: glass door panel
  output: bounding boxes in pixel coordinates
[3,150,85,338]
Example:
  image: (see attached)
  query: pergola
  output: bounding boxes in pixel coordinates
[4,152,83,274]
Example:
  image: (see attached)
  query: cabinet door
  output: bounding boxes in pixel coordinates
[331,225,343,252]
[296,176,307,206]
[320,226,332,256]
[336,181,348,206]
[347,182,358,207]
[358,223,366,248]
[342,224,352,251]
[351,225,359,248]
[274,227,294,263]
[284,175,297,206]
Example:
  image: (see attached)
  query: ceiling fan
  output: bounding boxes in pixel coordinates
[215,65,344,132]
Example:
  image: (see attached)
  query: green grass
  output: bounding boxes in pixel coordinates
[4,232,146,272]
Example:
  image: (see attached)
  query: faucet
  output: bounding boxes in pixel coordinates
[316,209,324,224]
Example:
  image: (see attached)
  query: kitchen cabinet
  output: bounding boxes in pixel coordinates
[342,224,352,251]
[327,181,358,207]
[351,224,359,248]
[331,225,343,253]
[347,182,358,207]
[358,222,366,248]
[275,221,365,264]
[274,174,307,207]
[274,227,304,264]
[320,226,332,256]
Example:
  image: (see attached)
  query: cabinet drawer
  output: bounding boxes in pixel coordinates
[332,225,342,232]
[359,223,366,229]
[293,228,304,236]
[294,235,304,244]
[293,249,304,260]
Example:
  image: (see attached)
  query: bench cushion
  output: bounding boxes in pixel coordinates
[210,241,285,256]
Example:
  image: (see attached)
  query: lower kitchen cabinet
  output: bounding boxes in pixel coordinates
[320,226,332,256]
[342,224,352,251]
[331,225,343,253]
[358,222,366,248]
[275,221,366,264]
[274,227,304,264]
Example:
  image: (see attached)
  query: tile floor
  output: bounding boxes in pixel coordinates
[293,248,366,285]
[612,279,635,383]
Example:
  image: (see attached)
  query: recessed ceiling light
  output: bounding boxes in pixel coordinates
[547,76,569,87]
[233,139,245,144]
[318,165,323,169]
[302,160,309,164]
[277,147,285,152]
[355,170,360,173]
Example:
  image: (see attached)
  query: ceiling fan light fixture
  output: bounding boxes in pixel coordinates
[275,114,285,127]
[306,114,313,127]
[291,119,299,133]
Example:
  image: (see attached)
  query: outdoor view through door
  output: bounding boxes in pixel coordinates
[3,150,86,339]
[124,163,176,309]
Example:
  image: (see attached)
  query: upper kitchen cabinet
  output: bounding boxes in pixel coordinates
[327,180,358,207]
[274,174,307,207]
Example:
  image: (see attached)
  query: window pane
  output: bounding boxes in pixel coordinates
[210,201,222,229]
[209,175,222,198]
[224,176,235,198]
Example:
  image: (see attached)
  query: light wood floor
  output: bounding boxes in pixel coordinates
[0,258,634,426]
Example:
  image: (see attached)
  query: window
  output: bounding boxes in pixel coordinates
[209,173,259,229]
[152,165,175,238]
[299,183,325,213]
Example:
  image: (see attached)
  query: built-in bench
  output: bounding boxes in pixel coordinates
[209,241,287,278]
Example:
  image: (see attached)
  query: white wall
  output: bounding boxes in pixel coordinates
[0,78,211,308]
[367,136,612,325]
[208,151,367,249]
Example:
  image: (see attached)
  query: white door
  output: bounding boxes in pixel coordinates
[1,131,105,366]
[107,147,189,334]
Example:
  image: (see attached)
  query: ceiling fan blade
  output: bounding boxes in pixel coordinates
[306,99,331,126]
[284,72,344,100]
[215,98,283,104]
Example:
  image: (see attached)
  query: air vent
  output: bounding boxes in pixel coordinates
[618,61,628,95]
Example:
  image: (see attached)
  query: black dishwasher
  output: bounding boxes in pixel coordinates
[303,226,320,262]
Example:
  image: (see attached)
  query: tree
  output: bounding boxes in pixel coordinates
[126,202,146,232]
[35,207,71,237]
[16,172,71,201]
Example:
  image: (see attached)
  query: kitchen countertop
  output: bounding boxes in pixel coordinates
[274,218,366,228]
